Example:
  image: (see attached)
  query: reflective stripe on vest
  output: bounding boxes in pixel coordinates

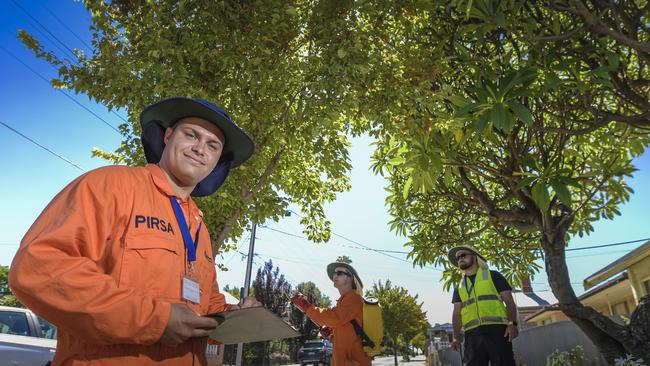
[458,267,508,331]
[463,316,509,330]
[461,294,501,309]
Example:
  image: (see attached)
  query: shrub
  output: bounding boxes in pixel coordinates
[546,345,588,366]
[614,354,646,366]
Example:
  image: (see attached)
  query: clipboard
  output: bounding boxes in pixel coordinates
[205,306,300,344]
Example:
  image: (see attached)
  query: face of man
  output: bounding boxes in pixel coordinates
[456,251,475,270]
[158,117,225,190]
[332,267,353,290]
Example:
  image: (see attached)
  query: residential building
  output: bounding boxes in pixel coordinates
[526,240,650,326]
[512,277,557,328]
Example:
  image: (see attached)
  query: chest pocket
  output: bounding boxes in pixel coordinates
[192,249,216,312]
[120,237,182,301]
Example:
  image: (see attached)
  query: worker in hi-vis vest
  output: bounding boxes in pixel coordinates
[449,245,518,366]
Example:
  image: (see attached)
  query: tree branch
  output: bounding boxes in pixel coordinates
[215,149,284,249]
[572,0,650,55]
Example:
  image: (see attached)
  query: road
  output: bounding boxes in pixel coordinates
[372,355,426,366]
[286,355,426,366]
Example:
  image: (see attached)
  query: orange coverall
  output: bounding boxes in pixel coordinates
[305,291,371,366]
[9,164,230,365]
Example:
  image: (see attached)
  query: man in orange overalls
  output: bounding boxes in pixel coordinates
[291,262,371,366]
[9,97,260,365]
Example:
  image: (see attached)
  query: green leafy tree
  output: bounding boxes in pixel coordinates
[17,0,366,258]
[331,1,648,362]
[0,266,23,308]
[17,1,650,361]
[222,284,240,300]
[241,260,292,365]
[289,281,331,361]
[367,280,427,366]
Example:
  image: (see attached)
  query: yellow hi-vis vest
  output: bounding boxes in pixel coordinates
[458,267,508,331]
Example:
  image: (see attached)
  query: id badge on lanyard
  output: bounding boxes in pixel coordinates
[171,197,203,304]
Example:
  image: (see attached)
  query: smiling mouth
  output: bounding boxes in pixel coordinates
[184,154,204,165]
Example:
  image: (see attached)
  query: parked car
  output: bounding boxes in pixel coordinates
[0,305,57,366]
[297,339,333,366]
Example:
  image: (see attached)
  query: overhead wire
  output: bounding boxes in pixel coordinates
[7,3,130,125]
[41,4,93,52]
[10,0,78,60]
[262,210,443,271]
[0,45,121,134]
[1,120,85,171]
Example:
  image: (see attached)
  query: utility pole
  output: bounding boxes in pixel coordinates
[235,222,257,366]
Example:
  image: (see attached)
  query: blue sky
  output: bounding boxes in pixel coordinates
[1,0,649,325]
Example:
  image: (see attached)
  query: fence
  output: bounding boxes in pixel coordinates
[512,320,606,366]
[433,320,607,366]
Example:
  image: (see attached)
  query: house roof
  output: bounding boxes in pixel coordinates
[583,240,650,290]
[430,323,453,333]
[525,272,629,322]
[223,291,239,304]
[513,290,557,308]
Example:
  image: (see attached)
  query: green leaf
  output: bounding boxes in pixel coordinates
[503,110,515,132]
[516,176,537,190]
[509,101,533,126]
[551,182,572,207]
[474,111,490,132]
[447,95,470,107]
[454,102,480,116]
[388,156,405,165]
[403,176,413,199]
[490,103,506,131]
[532,182,551,212]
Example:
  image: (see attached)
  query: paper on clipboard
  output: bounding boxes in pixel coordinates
[205,306,300,345]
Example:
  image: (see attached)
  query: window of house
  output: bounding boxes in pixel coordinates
[612,301,630,315]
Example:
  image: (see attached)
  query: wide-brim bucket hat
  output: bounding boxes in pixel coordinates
[326,262,363,289]
[447,245,486,266]
[140,97,255,197]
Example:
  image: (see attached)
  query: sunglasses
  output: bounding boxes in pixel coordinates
[456,253,472,260]
[333,271,351,277]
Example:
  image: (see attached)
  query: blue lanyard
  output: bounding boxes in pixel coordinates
[170,197,202,262]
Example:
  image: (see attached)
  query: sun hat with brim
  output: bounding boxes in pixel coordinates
[326,262,363,288]
[447,245,486,266]
[140,97,255,197]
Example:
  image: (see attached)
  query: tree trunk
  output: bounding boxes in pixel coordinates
[393,343,398,366]
[541,223,648,363]
[628,294,650,363]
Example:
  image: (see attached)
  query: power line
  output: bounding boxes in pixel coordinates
[261,225,411,254]
[20,15,77,61]
[566,237,650,252]
[264,211,443,271]
[42,4,93,52]
[7,3,130,125]
[566,249,632,259]
[10,0,78,60]
[0,120,85,171]
[0,45,121,134]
